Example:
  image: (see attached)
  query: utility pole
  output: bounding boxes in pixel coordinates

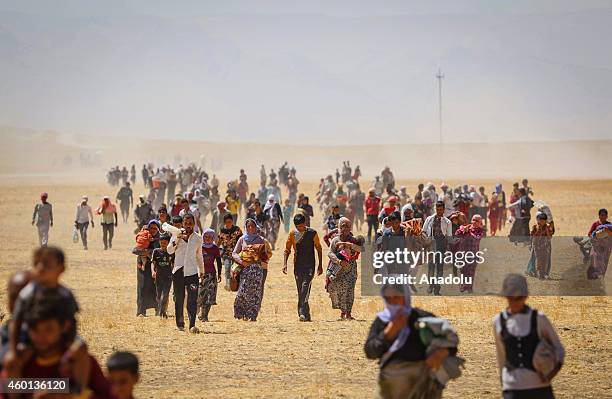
[436,69,444,147]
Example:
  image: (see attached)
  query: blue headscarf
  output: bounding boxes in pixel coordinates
[495,183,502,194]
[147,219,161,229]
[377,280,412,360]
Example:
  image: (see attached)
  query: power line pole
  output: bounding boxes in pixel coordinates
[436,69,444,147]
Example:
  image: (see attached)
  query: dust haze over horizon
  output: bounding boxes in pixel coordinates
[1,1,612,145]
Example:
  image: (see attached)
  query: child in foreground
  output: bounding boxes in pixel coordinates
[107,351,140,399]
[1,289,113,398]
[4,247,80,376]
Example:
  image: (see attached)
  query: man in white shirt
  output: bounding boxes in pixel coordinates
[423,201,453,295]
[167,213,204,332]
[74,196,94,250]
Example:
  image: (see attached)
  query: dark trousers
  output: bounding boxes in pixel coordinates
[503,386,554,399]
[156,275,172,317]
[295,268,314,319]
[76,222,89,248]
[102,223,114,249]
[120,201,130,222]
[172,268,199,329]
[367,215,379,242]
[428,238,447,295]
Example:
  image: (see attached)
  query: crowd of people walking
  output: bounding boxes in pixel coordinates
[19,161,610,398]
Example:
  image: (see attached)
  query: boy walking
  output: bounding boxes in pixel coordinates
[151,234,174,318]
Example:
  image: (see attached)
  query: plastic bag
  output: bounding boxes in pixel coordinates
[72,228,79,243]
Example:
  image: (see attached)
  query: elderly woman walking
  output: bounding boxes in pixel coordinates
[232,218,273,321]
[327,217,362,320]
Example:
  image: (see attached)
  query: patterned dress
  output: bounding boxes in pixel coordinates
[531,223,554,279]
[232,235,272,321]
[327,235,361,314]
[234,264,264,320]
[455,224,484,292]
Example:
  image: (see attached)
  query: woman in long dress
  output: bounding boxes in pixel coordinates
[134,220,160,316]
[455,214,484,293]
[327,217,362,320]
[232,218,272,321]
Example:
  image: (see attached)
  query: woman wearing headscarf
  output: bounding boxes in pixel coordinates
[364,283,459,399]
[327,217,362,320]
[495,183,507,229]
[198,228,222,322]
[530,212,555,280]
[232,219,273,321]
[455,214,485,293]
[401,204,426,273]
[587,209,611,279]
[134,220,160,316]
[263,194,283,250]
[488,192,502,236]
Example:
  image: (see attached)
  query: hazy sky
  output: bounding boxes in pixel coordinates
[1,1,611,144]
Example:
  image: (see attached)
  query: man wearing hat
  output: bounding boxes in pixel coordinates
[75,195,94,250]
[282,214,323,321]
[493,274,564,399]
[32,192,53,246]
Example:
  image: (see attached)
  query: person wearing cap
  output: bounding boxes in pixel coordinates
[423,201,453,295]
[493,274,564,399]
[282,214,323,321]
[32,192,53,246]
[116,181,134,224]
[75,196,94,250]
[96,196,118,250]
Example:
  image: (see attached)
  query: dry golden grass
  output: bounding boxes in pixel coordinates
[0,177,610,398]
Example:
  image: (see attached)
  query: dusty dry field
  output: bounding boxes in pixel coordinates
[0,177,610,398]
